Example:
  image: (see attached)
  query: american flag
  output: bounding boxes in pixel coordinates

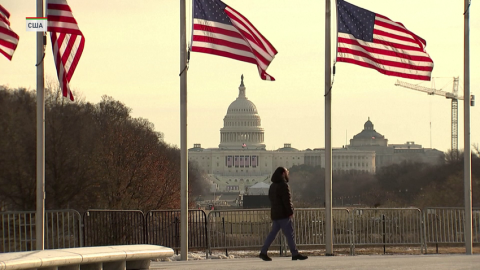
[0,4,19,60]
[191,0,277,81]
[47,0,85,101]
[336,0,433,81]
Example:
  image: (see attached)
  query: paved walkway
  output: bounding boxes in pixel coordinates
[151,254,480,270]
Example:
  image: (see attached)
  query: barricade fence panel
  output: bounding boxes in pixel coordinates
[351,208,423,248]
[423,207,480,245]
[1,210,82,253]
[146,210,208,253]
[83,210,145,247]
[293,208,351,247]
[207,209,278,253]
[45,210,82,249]
[1,211,35,252]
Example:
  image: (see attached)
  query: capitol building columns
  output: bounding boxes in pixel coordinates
[220,132,264,145]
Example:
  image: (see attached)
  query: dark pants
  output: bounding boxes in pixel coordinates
[261,217,298,256]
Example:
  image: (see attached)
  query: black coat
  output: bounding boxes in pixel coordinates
[268,175,294,220]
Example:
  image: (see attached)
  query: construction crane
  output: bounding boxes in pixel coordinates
[394,77,463,157]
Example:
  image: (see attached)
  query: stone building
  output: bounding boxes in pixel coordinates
[348,118,444,169]
[189,76,444,194]
[189,76,377,194]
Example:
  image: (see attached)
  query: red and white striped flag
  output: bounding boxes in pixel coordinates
[0,4,19,60]
[191,0,277,81]
[336,0,433,81]
[47,0,85,101]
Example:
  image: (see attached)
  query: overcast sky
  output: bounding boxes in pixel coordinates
[1,0,478,153]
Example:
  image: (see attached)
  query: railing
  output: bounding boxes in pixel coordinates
[1,207,479,255]
[423,207,480,253]
[146,210,208,255]
[1,209,81,253]
[83,209,145,247]
[207,209,279,256]
[351,208,423,254]
[293,208,351,248]
[45,209,83,249]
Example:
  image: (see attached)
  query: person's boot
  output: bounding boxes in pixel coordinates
[292,253,308,260]
[259,253,272,261]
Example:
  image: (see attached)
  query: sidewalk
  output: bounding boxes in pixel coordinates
[151,254,480,270]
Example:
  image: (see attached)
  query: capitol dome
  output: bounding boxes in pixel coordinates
[227,97,258,115]
[353,118,385,140]
[219,75,266,150]
[350,117,388,147]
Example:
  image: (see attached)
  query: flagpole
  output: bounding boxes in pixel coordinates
[463,0,472,255]
[180,0,189,260]
[35,0,45,251]
[324,0,334,256]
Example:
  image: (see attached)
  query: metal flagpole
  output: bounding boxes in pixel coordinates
[324,0,334,256]
[180,0,189,260]
[35,0,45,251]
[463,0,472,255]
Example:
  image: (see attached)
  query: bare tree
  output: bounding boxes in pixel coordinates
[444,149,464,164]
[44,83,98,210]
[0,87,37,210]
[0,86,206,211]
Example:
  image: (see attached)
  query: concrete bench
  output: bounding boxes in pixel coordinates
[0,244,174,270]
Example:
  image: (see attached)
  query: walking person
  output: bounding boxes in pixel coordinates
[259,167,308,261]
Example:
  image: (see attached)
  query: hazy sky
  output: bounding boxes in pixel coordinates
[1,0,478,153]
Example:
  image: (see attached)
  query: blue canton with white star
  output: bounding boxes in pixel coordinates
[337,0,375,42]
[194,0,232,25]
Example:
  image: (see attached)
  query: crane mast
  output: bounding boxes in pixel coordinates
[451,77,459,156]
[394,77,463,158]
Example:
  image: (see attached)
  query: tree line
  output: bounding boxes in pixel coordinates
[0,85,210,212]
[288,148,480,208]
[2,85,479,212]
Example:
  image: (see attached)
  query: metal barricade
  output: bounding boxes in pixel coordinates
[207,208,352,256]
[423,207,480,253]
[351,208,423,254]
[207,209,278,255]
[4,207,479,255]
[1,210,82,253]
[83,209,145,247]
[293,208,351,248]
[146,210,208,255]
[45,210,83,249]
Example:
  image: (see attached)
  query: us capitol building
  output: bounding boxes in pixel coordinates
[189,76,444,194]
